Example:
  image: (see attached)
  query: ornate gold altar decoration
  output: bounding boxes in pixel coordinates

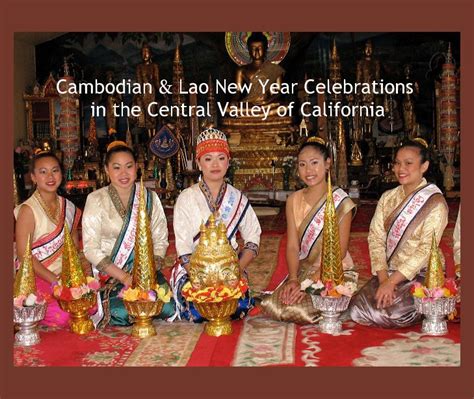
[439,43,459,192]
[185,214,245,336]
[57,224,96,334]
[172,44,187,131]
[123,179,163,338]
[223,32,297,191]
[13,235,47,346]
[57,58,80,179]
[424,232,445,289]
[165,158,176,193]
[207,74,218,128]
[336,117,348,188]
[85,115,99,161]
[356,40,381,140]
[328,40,342,141]
[320,173,344,286]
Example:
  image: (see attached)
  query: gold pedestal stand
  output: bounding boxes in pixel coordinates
[195,299,238,337]
[124,300,163,338]
[58,293,96,335]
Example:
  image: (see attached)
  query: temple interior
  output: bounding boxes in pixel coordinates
[13,32,461,368]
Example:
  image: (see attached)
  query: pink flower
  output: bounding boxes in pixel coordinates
[432,288,445,299]
[13,295,26,307]
[70,287,83,300]
[147,290,157,302]
[86,279,100,291]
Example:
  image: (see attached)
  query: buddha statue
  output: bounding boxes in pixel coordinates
[234,32,285,107]
[221,32,296,191]
[134,43,160,138]
[105,71,122,137]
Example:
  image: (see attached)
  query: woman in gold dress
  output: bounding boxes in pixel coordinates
[349,138,448,328]
[260,137,356,324]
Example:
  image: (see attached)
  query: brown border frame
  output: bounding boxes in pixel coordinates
[1,1,472,398]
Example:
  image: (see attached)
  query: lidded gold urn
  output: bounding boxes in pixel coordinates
[187,214,242,336]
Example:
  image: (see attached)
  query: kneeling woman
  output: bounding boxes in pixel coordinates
[14,151,84,327]
[170,128,261,322]
[82,141,175,328]
[260,137,356,324]
[349,139,448,328]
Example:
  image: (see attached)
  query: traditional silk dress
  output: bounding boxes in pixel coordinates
[82,183,175,329]
[170,181,261,322]
[14,192,81,327]
[260,187,356,324]
[349,178,448,328]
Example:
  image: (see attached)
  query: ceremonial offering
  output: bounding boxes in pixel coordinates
[13,235,47,346]
[54,225,98,335]
[308,173,355,334]
[183,214,248,337]
[121,179,170,338]
[413,232,457,335]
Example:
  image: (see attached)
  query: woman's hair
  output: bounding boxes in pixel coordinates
[247,32,268,51]
[105,141,137,165]
[297,136,331,161]
[29,151,62,175]
[395,138,430,164]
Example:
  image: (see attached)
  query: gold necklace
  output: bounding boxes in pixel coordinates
[34,190,60,225]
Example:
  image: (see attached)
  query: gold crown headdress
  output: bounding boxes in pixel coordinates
[107,140,131,153]
[412,137,428,149]
[306,136,326,146]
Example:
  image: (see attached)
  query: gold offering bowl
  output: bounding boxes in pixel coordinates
[58,293,96,335]
[124,300,163,339]
[194,298,239,337]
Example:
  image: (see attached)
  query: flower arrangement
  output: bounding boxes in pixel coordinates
[301,279,357,298]
[182,279,248,303]
[52,276,100,302]
[411,278,458,302]
[13,293,46,308]
[119,284,172,303]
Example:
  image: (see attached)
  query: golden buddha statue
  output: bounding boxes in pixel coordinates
[105,71,122,137]
[134,43,160,138]
[222,32,296,191]
[234,32,285,107]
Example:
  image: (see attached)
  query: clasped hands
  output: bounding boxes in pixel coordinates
[280,279,305,305]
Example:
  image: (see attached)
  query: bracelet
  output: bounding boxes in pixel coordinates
[288,277,298,283]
